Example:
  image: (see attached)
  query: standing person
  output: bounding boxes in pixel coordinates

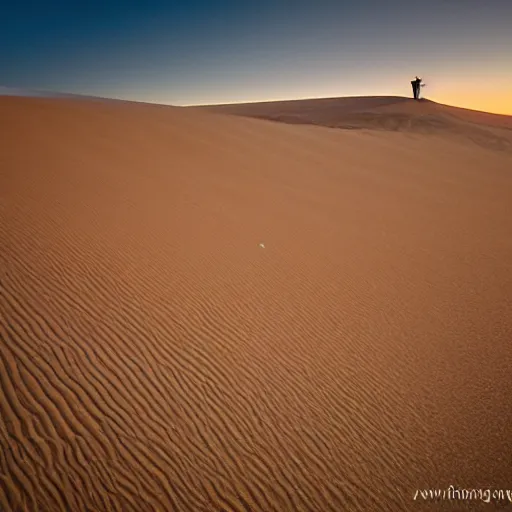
[415,77,422,99]
[411,76,422,99]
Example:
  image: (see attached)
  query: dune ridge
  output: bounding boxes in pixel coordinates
[197,96,512,153]
[1,96,512,511]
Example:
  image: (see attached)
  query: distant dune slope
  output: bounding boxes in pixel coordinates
[0,85,120,102]
[1,97,511,511]
[196,96,512,153]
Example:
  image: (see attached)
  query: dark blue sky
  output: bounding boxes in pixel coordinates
[2,0,511,113]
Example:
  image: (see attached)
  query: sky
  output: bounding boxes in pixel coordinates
[2,0,511,114]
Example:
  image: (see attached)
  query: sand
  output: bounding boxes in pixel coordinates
[197,96,512,153]
[1,95,511,511]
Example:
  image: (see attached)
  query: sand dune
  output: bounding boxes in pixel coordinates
[197,96,512,153]
[1,95,512,511]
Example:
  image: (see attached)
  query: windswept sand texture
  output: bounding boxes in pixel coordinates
[1,96,512,511]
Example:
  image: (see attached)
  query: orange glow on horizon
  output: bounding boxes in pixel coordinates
[430,83,512,116]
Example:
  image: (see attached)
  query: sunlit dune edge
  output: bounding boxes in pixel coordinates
[194,96,512,153]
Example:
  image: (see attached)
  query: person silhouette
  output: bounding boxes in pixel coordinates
[411,76,422,100]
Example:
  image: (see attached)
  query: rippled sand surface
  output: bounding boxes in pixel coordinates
[1,96,511,511]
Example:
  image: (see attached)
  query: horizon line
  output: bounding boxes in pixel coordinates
[1,85,511,118]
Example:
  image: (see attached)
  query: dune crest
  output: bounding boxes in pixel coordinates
[197,96,512,153]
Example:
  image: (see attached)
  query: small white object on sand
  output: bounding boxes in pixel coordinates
[259,243,265,249]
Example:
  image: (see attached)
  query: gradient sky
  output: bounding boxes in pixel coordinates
[2,0,512,114]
